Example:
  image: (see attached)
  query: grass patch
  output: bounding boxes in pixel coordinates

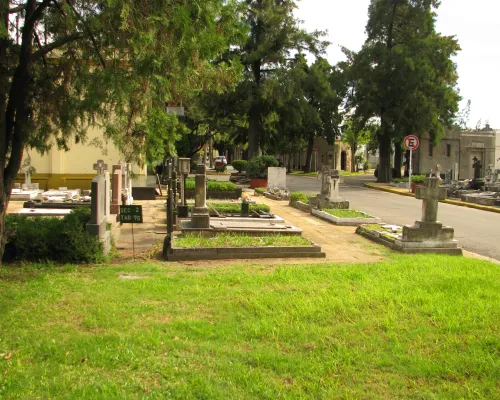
[289,191,311,204]
[321,209,369,218]
[174,233,311,248]
[0,255,499,398]
[185,178,237,191]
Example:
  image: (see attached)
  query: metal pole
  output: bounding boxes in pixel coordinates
[132,223,135,259]
[408,149,413,192]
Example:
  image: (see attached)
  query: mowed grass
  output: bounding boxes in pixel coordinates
[322,209,369,218]
[0,255,499,399]
[174,233,311,248]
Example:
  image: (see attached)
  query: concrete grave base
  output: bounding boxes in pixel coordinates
[311,208,381,226]
[181,217,302,236]
[357,224,463,255]
[311,196,349,210]
[165,244,326,261]
[264,192,290,201]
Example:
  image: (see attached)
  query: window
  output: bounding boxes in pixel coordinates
[446,144,451,157]
[429,142,433,157]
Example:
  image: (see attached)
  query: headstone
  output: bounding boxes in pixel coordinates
[104,171,110,218]
[190,163,210,229]
[265,167,289,200]
[314,166,349,209]
[267,167,287,190]
[93,159,108,176]
[111,165,122,215]
[401,177,458,247]
[86,175,111,254]
[485,164,493,182]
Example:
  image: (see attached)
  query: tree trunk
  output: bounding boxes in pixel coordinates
[304,133,314,173]
[378,134,392,183]
[350,141,358,172]
[393,142,402,178]
[248,102,261,159]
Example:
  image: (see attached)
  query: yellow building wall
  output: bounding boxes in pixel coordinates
[16,126,145,191]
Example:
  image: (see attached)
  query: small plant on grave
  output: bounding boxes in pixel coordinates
[231,160,247,173]
[254,187,266,195]
[289,192,311,204]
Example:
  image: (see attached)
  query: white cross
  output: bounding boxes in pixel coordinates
[415,177,447,223]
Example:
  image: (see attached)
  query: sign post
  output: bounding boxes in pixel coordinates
[403,135,420,192]
[120,205,143,259]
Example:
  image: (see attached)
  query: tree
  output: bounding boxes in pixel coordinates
[341,116,378,172]
[351,0,461,182]
[0,0,243,264]
[241,0,326,158]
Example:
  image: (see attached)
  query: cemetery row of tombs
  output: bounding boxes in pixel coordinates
[8,158,465,263]
[391,162,500,208]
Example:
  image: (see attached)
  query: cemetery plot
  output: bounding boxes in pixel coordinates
[357,177,462,255]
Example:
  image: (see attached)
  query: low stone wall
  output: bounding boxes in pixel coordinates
[165,245,326,261]
[290,200,312,213]
[185,188,242,200]
[311,209,381,226]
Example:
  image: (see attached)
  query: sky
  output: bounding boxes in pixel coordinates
[295,0,500,129]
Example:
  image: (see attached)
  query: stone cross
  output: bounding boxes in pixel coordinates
[320,165,331,196]
[93,160,108,176]
[415,177,447,224]
[190,163,210,228]
[327,169,341,200]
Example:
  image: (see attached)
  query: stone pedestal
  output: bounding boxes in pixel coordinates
[314,168,349,209]
[190,164,210,229]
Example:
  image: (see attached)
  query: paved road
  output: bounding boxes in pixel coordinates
[286,174,500,261]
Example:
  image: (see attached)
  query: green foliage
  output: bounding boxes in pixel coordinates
[185,178,237,191]
[254,187,266,195]
[392,174,426,184]
[321,209,368,218]
[347,1,461,182]
[231,160,247,173]
[4,208,104,263]
[290,192,311,204]
[246,156,279,179]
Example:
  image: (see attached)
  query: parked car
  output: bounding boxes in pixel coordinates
[215,156,227,165]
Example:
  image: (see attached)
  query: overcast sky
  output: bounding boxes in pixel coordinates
[295,0,500,129]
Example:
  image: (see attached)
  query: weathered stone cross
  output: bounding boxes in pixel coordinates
[415,177,447,224]
[93,159,108,176]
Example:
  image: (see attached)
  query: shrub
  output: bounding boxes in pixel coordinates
[231,160,247,173]
[391,174,426,184]
[215,164,227,172]
[185,178,237,191]
[290,192,311,204]
[246,156,279,179]
[254,187,266,195]
[4,207,105,263]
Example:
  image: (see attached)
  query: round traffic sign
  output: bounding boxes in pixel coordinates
[404,135,419,151]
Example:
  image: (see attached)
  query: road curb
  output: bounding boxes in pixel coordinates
[364,183,500,214]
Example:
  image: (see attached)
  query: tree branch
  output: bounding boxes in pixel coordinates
[66,0,106,68]
[27,0,53,25]
[31,32,84,61]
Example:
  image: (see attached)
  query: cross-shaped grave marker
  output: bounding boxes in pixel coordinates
[415,177,447,224]
[93,159,108,176]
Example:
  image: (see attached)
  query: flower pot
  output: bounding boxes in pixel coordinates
[241,203,249,215]
[250,178,267,189]
[410,182,423,193]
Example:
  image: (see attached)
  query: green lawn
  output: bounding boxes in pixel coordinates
[175,233,311,248]
[0,255,499,398]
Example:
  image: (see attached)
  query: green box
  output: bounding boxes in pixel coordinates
[120,205,143,223]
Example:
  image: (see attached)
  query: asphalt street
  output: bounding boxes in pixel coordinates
[286,174,500,261]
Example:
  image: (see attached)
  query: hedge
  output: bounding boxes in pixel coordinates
[231,160,248,173]
[185,178,237,191]
[4,208,105,263]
